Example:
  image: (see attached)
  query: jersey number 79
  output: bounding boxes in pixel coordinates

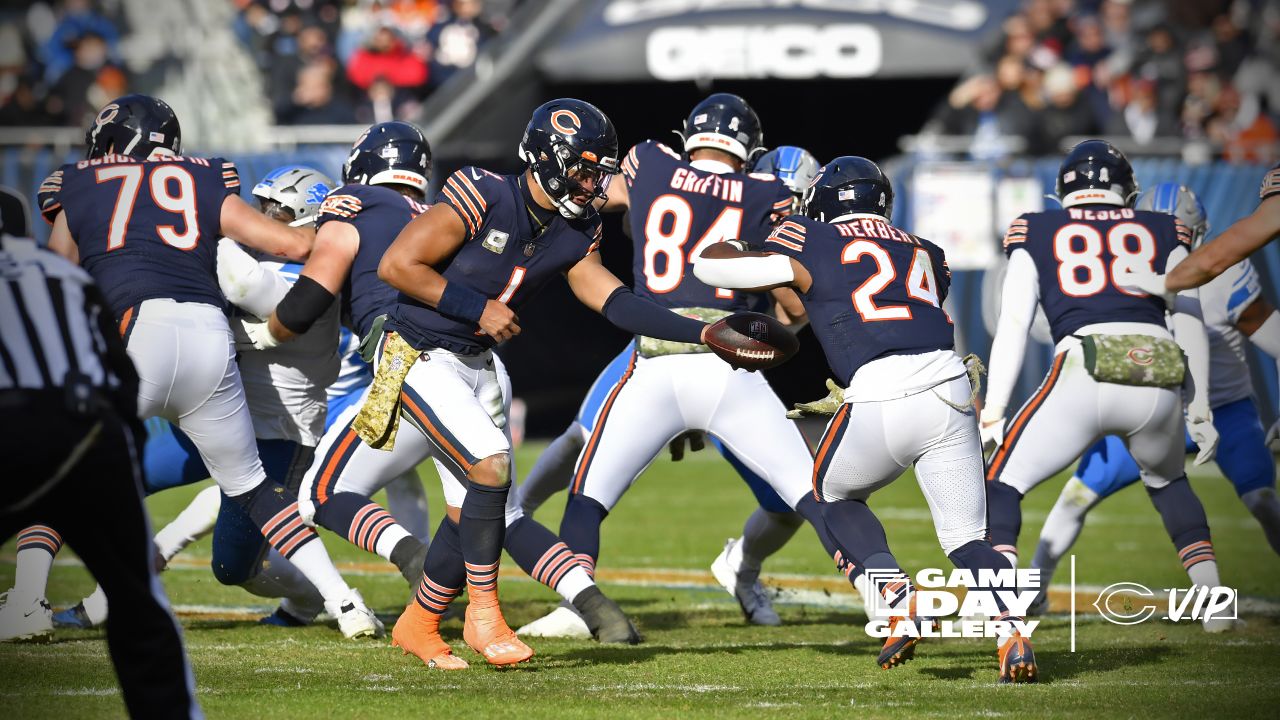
[95,165,201,251]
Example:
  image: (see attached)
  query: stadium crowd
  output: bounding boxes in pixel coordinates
[0,0,521,130]
[930,0,1280,162]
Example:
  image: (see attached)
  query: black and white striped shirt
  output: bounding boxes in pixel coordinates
[0,234,130,394]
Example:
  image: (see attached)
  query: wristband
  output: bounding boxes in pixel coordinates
[438,281,487,323]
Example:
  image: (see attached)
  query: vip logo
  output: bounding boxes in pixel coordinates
[1093,582,1237,625]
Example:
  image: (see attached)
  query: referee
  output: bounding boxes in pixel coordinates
[0,186,202,719]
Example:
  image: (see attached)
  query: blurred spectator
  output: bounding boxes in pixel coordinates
[1106,78,1176,144]
[346,26,428,93]
[281,62,357,125]
[48,32,122,127]
[1211,13,1251,78]
[425,0,496,90]
[1040,62,1099,143]
[38,0,120,85]
[1131,25,1184,129]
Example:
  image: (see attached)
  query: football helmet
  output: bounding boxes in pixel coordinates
[343,122,432,193]
[85,94,181,160]
[519,98,619,219]
[803,156,894,223]
[252,165,337,227]
[753,146,819,213]
[679,93,764,164]
[1055,139,1138,208]
[1137,182,1209,247]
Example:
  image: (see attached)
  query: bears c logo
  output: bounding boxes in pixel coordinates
[94,104,119,127]
[550,109,581,136]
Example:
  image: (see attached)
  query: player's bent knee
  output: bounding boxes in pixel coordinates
[469,453,511,487]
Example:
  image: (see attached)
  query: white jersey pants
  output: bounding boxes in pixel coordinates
[814,375,987,555]
[986,344,1184,493]
[124,299,266,496]
[570,351,812,511]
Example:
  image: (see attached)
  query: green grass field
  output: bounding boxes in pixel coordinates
[2,443,1278,718]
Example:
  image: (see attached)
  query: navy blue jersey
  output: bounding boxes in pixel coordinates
[38,154,238,318]
[314,183,428,339]
[765,215,954,384]
[622,140,791,312]
[1003,206,1190,345]
[386,167,602,354]
[1261,162,1280,201]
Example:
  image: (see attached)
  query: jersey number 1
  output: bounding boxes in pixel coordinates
[95,165,200,251]
[842,240,945,322]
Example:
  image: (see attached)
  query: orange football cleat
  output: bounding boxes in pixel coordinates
[391,602,469,670]
[998,632,1038,684]
[463,586,534,666]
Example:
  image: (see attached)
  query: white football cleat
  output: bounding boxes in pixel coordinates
[0,591,53,643]
[711,538,781,626]
[517,602,592,639]
[325,588,384,639]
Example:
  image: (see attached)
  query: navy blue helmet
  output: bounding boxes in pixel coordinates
[803,156,894,223]
[519,98,619,219]
[1055,139,1138,208]
[343,121,432,194]
[85,94,181,160]
[680,93,764,164]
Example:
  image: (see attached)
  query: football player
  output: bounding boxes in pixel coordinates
[1030,183,1280,612]
[36,95,383,639]
[752,145,821,215]
[541,96,847,636]
[370,98,720,668]
[692,156,1036,683]
[980,141,1231,633]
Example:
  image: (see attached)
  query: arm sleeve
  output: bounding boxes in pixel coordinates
[437,167,496,242]
[217,238,291,318]
[38,169,64,224]
[600,287,705,344]
[692,253,794,289]
[1166,245,1212,418]
[1245,311,1280,420]
[983,249,1040,419]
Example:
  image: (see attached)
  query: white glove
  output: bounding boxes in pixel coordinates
[979,408,1006,453]
[1265,419,1280,450]
[236,317,281,351]
[1114,268,1175,305]
[1186,415,1219,466]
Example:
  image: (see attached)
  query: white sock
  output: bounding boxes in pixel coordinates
[385,471,431,543]
[1241,487,1280,556]
[82,584,108,625]
[240,549,324,621]
[516,423,585,514]
[1031,477,1100,588]
[284,540,351,604]
[556,566,595,603]
[1000,551,1019,569]
[372,524,413,562]
[740,509,801,577]
[1186,559,1222,588]
[12,531,59,606]
[154,485,222,563]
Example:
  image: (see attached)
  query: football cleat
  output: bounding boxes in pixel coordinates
[463,588,534,666]
[259,606,309,628]
[0,591,53,643]
[325,588,385,640]
[517,602,592,639]
[876,616,922,670]
[52,601,96,629]
[572,586,642,644]
[711,538,781,626]
[998,633,1038,684]
[392,602,469,670]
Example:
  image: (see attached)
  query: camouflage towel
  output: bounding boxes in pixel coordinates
[637,307,732,358]
[353,331,421,450]
[1079,334,1185,388]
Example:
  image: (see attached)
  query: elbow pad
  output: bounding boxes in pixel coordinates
[275,275,336,335]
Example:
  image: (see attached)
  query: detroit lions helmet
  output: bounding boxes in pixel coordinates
[519,98,620,219]
[803,156,894,223]
[343,122,432,194]
[1137,182,1209,247]
[252,166,337,227]
[1056,139,1138,209]
[753,146,819,213]
[679,93,764,165]
[85,94,182,160]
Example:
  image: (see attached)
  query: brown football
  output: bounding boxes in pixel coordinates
[705,312,800,370]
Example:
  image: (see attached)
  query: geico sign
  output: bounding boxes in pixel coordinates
[646,24,882,80]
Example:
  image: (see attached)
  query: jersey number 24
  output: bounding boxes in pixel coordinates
[843,239,947,322]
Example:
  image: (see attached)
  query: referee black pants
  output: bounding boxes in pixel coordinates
[0,392,201,719]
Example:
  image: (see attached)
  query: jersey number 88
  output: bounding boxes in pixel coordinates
[1053,222,1156,298]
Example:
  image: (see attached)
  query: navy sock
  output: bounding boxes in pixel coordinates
[986,480,1024,554]
[559,493,609,576]
[1146,476,1213,553]
[314,491,401,556]
[505,516,581,592]
[228,481,318,560]
[414,517,464,614]
[948,539,1019,616]
[460,481,508,591]
[794,494,848,572]
[211,492,264,585]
